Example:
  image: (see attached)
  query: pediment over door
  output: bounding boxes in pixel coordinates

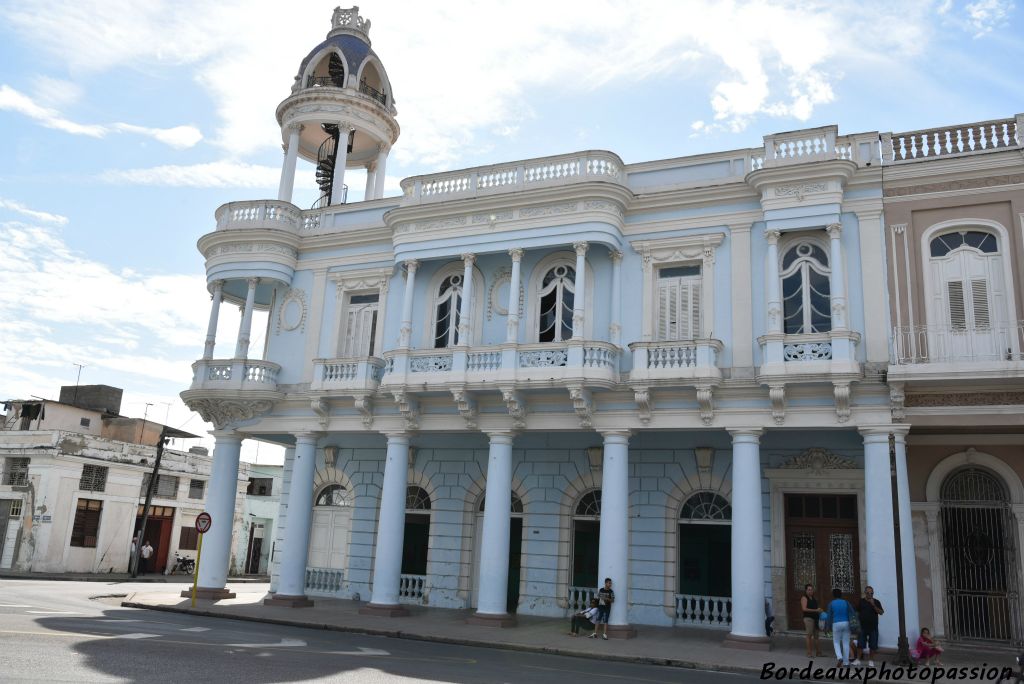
[779,448,858,476]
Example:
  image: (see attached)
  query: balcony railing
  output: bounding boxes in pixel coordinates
[305,566,344,596]
[358,80,387,106]
[214,200,302,233]
[400,150,625,204]
[889,117,1021,163]
[305,75,344,89]
[188,359,282,391]
[567,585,597,613]
[674,594,732,629]
[627,339,723,383]
[310,357,386,392]
[398,574,426,603]
[892,323,1024,365]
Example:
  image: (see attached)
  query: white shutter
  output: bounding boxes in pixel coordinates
[970,279,990,329]
[947,281,966,330]
[342,302,378,357]
[656,276,701,340]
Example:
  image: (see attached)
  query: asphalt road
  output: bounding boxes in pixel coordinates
[0,579,758,683]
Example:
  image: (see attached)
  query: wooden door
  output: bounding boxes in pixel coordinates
[784,494,860,630]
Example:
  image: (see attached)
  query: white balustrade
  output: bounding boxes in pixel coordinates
[890,118,1020,162]
[783,341,833,361]
[207,364,232,381]
[519,347,568,368]
[763,126,838,166]
[628,340,723,382]
[398,574,426,602]
[409,353,454,373]
[311,358,387,391]
[214,200,302,232]
[567,585,597,613]
[467,350,501,371]
[892,323,1023,365]
[188,358,281,391]
[648,344,698,369]
[674,594,732,628]
[305,567,344,595]
[323,361,359,381]
[582,345,618,369]
[244,362,279,384]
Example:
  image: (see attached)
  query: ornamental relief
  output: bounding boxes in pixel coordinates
[486,269,525,320]
[185,398,275,430]
[774,182,828,200]
[905,392,1024,407]
[779,448,858,475]
[519,202,578,218]
[883,174,1024,197]
[207,243,298,259]
[276,288,307,334]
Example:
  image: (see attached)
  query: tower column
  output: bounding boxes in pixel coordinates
[765,230,782,334]
[265,433,319,607]
[235,278,258,359]
[182,432,241,600]
[469,433,516,626]
[506,249,523,342]
[361,433,411,616]
[725,428,770,649]
[373,147,388,199]
[364,162,376,200]
[598,431,635,637]
[893,428,920,642]
[277,123,303,203]
[458,254,475,345]
[572,242,588,339]
[610,250,623,346]
[203,281,224,360]
[399,260,419,348]
[331,125,350,205]
[827,223,847,329]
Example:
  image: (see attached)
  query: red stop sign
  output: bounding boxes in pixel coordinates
[195,512,212,534]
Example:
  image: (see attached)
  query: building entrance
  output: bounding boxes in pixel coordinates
[784,493,860,630]
[135,505,174,574]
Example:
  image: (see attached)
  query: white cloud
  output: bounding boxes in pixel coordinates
[0,84,202,148]
[964,0,1015,36]
[100,160,280,188]
[0,198,69,225]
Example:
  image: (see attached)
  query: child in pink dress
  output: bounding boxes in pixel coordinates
[915,628,944,665]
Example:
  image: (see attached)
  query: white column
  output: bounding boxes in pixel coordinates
[475,433,514,618]
[458,254,475,345]
[330,125,350,206]
[893,429,920,640]
[194,432,242,594]
[598,431,631,632]
[268,446,295,594]
[364,162,376,200]
[277,123,302,203]
[862,428,899,649]
[610,250,622,345]
[399,260,419,348]
[730,224,754,370]
[765,230,782,334]
[272,433,319,602]
[367,434,411,609]
[506,249,523,343]
[572,242,588,339]
[727,428,767,644]
[827,223,847,329]
[373,147,388,199]
[235,278,258,359]
[203,281,224,360]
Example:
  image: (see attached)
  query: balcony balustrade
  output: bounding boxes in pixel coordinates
[892,323,1024,366]
[305,567,344,596]
[214,200,303,233]
[188,358,281,392]
[888,117,1021,163]
[627,339,723,384]
[310,357,386,393]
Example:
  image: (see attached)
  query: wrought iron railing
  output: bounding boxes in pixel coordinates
[892,323,1024,364]
[306,75,344,88]
[359,80,387,106]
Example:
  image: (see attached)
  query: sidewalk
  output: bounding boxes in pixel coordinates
[122,584,1018,678]
[0,571,268,583]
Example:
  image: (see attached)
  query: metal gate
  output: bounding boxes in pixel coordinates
[940,467,1022,644]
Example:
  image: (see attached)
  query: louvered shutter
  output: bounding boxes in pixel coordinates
[657,276,701,340]
[343,302,379,357]
[970,279,990,329]
[947,281,966,330]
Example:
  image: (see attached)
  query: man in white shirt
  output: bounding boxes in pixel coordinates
[569,599,600,636]
[140,541,154,575]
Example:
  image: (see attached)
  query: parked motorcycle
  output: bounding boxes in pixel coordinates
[170,553,195,575]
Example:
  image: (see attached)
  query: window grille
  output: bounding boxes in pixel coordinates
[142,474,180,498]
[315,484,349,506]
[79,464,108,492]
[930,230,998,257]
[70,499,102,547]
[781,240,831,334]
[247,478,273,496]
[405,486,431,511]
[9,499,23,517]
[680,491,731,521]
[188,479,205,500]
[538,265,575,342]
[80,417,91,428]
[575,490,601,517]
[3,458,29,486]
[433,274,463,348]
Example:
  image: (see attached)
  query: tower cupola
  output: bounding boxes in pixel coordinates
[275,6,399,207]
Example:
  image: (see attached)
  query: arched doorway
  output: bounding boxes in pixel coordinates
[402,486,431,577]
[471,492,524,612]
[570,490,601,607]
[940,467,1022,643]
[307,484,351,573]
[677,492,732,624]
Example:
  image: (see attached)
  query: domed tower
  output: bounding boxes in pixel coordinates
[276,6,399,206]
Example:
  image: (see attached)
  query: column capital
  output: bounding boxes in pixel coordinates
[573,241,589,256]
[856,209,883,222]
[461,253,476,266]
[246,277,260,289]
[609,250,623,263]
[381,432,410,445]
[403,259,420,274]
[366,161,377,172]
[210,430,242,441]
[728,428,763,443]
[859,424,910,440]
[827,222,842,239]
[600,430,632,443]
[293,432,323,445]
[508,247,524,262]
[487,432,515,445]
[890,223,908,235]
[765,230,781,246]
[210,280,225,292]
[285,122,305,133]
[729,223,753,235]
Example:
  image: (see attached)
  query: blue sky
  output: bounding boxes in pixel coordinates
[0,0,1020,461]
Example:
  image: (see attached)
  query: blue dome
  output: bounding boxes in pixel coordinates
[297,33,374,81]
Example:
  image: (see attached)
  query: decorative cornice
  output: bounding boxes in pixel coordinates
[780,447,858,474]
[906,391,1024,407]
[883,174,1024,198]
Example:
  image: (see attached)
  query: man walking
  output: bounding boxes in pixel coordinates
[590,577,615,640]
[140,540,154,575]
[857,586,884,666]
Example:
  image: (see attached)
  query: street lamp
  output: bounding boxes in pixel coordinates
[889,432,911,665]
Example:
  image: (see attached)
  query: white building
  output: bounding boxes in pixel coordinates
[178,6,1024,647]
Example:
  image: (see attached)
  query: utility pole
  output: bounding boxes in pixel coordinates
[139,403,153,445]
[72,362,87,406]
[131,426,169,578]
[889,432,912,665]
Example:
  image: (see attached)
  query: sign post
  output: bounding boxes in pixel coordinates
[191,512,213,608]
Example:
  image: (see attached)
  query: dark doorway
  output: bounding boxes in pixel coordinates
[245,522,264,574]
[784,493,860,630]
[135,505,174,574]
[678,524,731,597]
[401,513,430,575]
[507,517,523,613]
[571,519,599,587]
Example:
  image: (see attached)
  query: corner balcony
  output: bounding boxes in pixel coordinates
[380,340,620,390]
[214,199,313,234]
[185,359,282,393]
[310,357,386,393]
[890,323,1024,384]
[627,339,724,385]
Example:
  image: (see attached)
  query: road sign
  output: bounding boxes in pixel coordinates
[195,512,212,534]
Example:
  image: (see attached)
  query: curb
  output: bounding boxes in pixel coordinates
[121,600,762,676]
[0,574,267,584]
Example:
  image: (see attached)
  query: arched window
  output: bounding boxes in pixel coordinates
[928,229,1002,333]
[781,240,831,334]
[403,486,431,577]
[315,484,349,507]
[538,264,575,342]
[406,486,432,510]
[575,490,601,516]
[571,490,601,589]
[940,467,1008,503]
[433,274,463,348]
[680,491,731,521]
[678,491,731,600]
[478,492,524,513]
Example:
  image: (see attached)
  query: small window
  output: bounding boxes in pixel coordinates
[657,264,702,340]
[247,478,273,496]
[659,265,701,279]
[679,491,731,521]
[142,474,180,499]
[342,292,380,358]
[3,457,29,486]
[575,490,602,517]
[315,484,348,506]
[79,465,108,492]
[405,486,431,511]
[930,230,999,257]
[137,505,175,517]
[188,479,205,500]
[178,526,198,550]
[10,499,23,517]
[350,293,379,304]
[80,417,91,428]
[70,499,103,548]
